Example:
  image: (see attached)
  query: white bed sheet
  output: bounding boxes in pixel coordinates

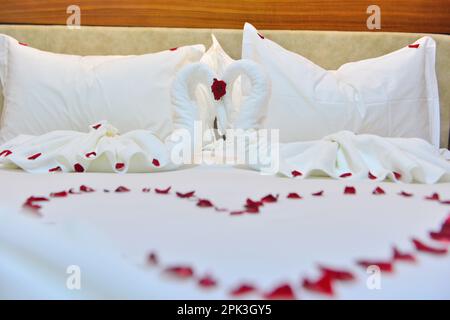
[0,165,449,299]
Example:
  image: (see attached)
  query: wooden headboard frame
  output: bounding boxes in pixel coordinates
[0,0,449,34]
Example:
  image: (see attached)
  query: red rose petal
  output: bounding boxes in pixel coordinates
[92,123,102,130]
[152,158,160,167]
[147,252,158,265]
[412,238,448,255]
[357,260,394,273]
[27,153,42,160]
[26,196,49,203]
[261,194,278,203]
[85,151,97,158]
[344,186,356,195]
[398,191,413,197]
[302,275,334,296]
[74,163,85,173]
[115,163,125,171]
[19,42,28,46]
[263,283,296,300]
[50,191,68,198]
[49,166,62,172]
[230,284,257,296]
[211,78,227,100]
[230,210,246,216]
[372,186,385,195]
[312,190,324,197]
[80,185,95,193]
[197,199,214,208]
[23,196,49,212]
[155,187,171,194]
[339,172,352,178]
[165,266,194,279]
[245,205,260,214]
[392,247,416,262]
[142,188,151,193]
[408,43,420,48]
[425,193,440,201]
[198,275,217,288]
[368,172,377,180]
[169,47,178,51]
[245,198,263,212]
[441,200,450,205]
[429,231,450,242]
[319,266,355,281]
[115,186,130,193]
[393,172,402,180]
[176,191,195,198]
[0,150,12,157]
[291,170,303,177]
[287,192,302,199]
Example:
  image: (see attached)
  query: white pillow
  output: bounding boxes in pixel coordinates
[242,23,440,148]
[0,34,204,143]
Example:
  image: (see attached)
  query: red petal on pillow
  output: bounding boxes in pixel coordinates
[339,172,352,178]
[155,187,171,194]
[344,186,356,195]
[372,186,385,195]
[0,150,12,157]
[408,43,420,48]
[49,166,62,172]
[257,33,265,39]
[287,192,302,199]
[392,247,416,262]
[398,191,413,197]
[319,266,355,281]
[263,283,296,300]
[211,78,227,100]
[115,163,125,171]
[115,186,130,193]
[74,163,85,173]
[230,284,257,296]
[393,172,402,180]
[357,260,394,273]
[27,153,42,160]
[261,194,278,203]
[197,199,214,208]
[19,42,28,46]
[165,266,194,279]
[230,210,246,216]
[142,188,151,193]
[312,190,324,197]
[412,238,448,255]
[92,123,102,130]
[176,191,195,198]
[425,193,440,201]
[429,231,450,242]
[198,275,217,288]
[85,152,97,158]
[152,158,160,167]
[368,172,377,180]
[169,47,178,51]
[50,191,68,198]
[147,252,158,265]
[291,170,303,177]
[80,185,95,193]
[302,275,334,296]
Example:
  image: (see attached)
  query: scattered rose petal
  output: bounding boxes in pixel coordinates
[165,266,194,279]
[147,252,158,265]
[92,123,102,130]
[408,43,420,48]
[312,190,324,197]
[176,191,195,198]
[425,193,440,201]
[302,275,334,296]
[392,247,416,262]
[357,260,394,273]
[23,196,49,212]
[26,196,49,203]
[0,150,12,157]
[440,200,450,205]
[287,193,302,199]
[412,238,448,255]
[197,199,214,208]
[85,152,96,158]
[245,198,263,213]
[155,187,171,194]
[211,78,227,100]
[142,188,151,193]
[152,158,160,167]
[169,47,178,51]
[393,172,402,180]
[230,284,257,296]
[429,231,450,242]
[230,210,246,216]
[74,163,85,173]
[198,275,217,288]
[368,172,377,180]
[372,186,385,195]
[339,172,352,178]
[27,153,42,160]
[115,163,125,171]
[344,186,356,195]
[291,170,302,177]
[115,186,130,193]
[50,191,68,198]
[80,185,95,193]
[49,166,62,172]
[263,283,296,300]
[19,42,28,46]
[398,191,413,197]
[319,266,355,281]
[245,205,259,214]
[261,194,278,203]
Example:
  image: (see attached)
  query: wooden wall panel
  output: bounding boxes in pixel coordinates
[0,0,449,34]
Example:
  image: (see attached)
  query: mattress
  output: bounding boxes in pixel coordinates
[0,165,449,299]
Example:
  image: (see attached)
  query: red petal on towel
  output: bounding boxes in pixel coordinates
[49,166,62,172]
[155,186,171,194]
[393,171,402,180]
[115,163,125,171]
[27,153,42,160]
[263,284,296,300]
[142,188,151,193]
[287,192,302,199]
[230,284,257,296]
[357,260,394,273]
[198,275,217,288]
[165,266,194,279]
[246,198,264,208]
[92,123,102,130]
[257,33,265,39]
[80,185,95,193]
[302,275,334,296]
[440,200,450,205]
[50,191,68,198]
[412,238,448,255]
[0,150,12,157]
[408,43,420,48]
[344,186,356,195]
[152,158,160,167]
[169,47,178,51]
[230,210,246,216]
[211,78,227,100]
[312,190,324,197]
[372,186,385,195]
[261,194,278,203]
[74,163,85,173]
[85,152,97,158]
[23,196,49,211]
[115,186,130,193]
[147,252,158,265]
[291,170,303,177]
[176,191,196,198]
[26,196,49,203]
[319,266,355,281]
[425,193,440,201]
[197,199,214,208]
[429,231,450,242]
[339,172,352,178]
[392,247,416,262]
[368,172,377,180]
[245,206,260,214]
[398,191,413,197]
[19,42,28,46]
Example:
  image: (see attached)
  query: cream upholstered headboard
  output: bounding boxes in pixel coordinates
[0,25,449,148]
